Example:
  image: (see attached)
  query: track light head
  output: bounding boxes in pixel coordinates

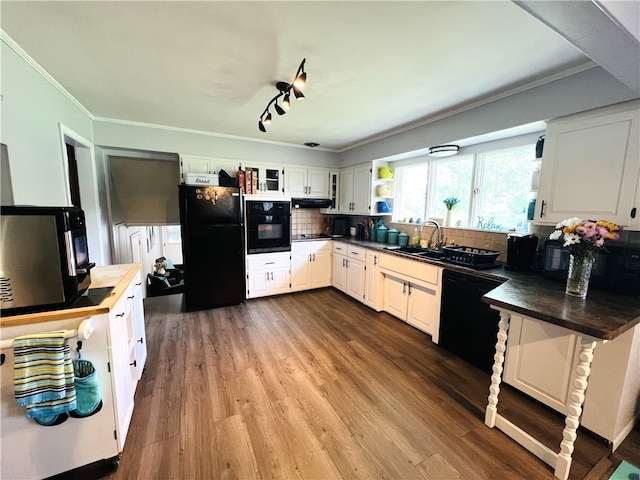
[293,72,306,88]
[257,58,307,131]
[293,86,305,100]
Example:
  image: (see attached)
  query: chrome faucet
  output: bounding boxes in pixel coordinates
[420,220,444,250]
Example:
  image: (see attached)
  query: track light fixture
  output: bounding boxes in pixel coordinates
[258,58,307,132]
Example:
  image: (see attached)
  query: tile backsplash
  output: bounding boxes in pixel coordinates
[292,209,324,236]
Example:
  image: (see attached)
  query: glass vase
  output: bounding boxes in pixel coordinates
[565,253,594,299]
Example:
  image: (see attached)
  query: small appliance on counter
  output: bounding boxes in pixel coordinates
[0,205,95,316]
[505,234,539,271]
[331,217,347,237]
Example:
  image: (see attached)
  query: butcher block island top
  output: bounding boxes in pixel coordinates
[0,264,141,328]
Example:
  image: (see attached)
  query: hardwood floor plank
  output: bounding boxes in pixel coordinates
[92,290,639,480]
[415,452,465,480]
[214,414,261,480]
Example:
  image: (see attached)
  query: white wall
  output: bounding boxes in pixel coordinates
[0,37,94,205]
[339,66,639,166]
[93,120,340,169]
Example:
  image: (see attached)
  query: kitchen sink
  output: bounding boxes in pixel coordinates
[384,246,443,259]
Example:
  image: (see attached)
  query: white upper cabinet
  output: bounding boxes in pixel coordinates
[284,166,329,198]
[535,100,640,227]
[180,156,240,184]
[339,163,371,214]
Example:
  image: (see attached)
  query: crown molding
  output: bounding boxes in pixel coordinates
[336,61,597,153]
[1,30,94,119]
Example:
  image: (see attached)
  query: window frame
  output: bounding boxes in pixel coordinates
[393,131,542,232]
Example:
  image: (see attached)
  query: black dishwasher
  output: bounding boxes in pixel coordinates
[438,269,504,373]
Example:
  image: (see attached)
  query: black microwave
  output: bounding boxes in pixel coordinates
[543,240,640,295]
[0,205,95,316]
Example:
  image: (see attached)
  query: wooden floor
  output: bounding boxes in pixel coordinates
[77,288,639,480]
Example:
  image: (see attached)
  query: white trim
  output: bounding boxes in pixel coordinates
[92,116,337,152]
[1,30,93,119]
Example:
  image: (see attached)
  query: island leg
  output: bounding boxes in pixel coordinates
[554,338,597,480]
[485,311,510,427]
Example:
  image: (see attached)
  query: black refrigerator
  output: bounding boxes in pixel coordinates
[179,185,245,311]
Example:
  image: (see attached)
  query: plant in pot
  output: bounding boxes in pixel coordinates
[443,197,460,226]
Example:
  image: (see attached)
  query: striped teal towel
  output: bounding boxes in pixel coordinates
[13,332,76,419]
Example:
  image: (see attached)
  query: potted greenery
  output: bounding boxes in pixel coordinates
[443,197,460,226]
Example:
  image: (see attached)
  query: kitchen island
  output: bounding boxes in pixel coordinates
[482,274,640,480]
[0,264,147,479]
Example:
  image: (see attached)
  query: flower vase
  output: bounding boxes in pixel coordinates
[565,253,594,298]
[445,210,452,227]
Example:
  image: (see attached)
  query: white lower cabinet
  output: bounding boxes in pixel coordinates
[503,311,640,449]
[246,252,291,299]
[364,251,384,311]
[379,254,442,340]
[332,242,366,301]
[291,241,332,292]
[0,265,147,479]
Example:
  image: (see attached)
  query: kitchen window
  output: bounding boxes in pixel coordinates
[394,137,537,232]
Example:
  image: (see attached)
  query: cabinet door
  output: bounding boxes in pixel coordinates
[352,164,372,214]
[364,252,383,311]
[269,268,291,295]
[311,247,332,288]
[131,278,147,380]
[503,314,581,415]
[291,250,312,292]
[406,282,437,335]
[338,168,354,212]
[284,167,308,197]
[248,270,270,298]
[536,104,640,226]
[181,156,213,175]
[346,259,366,301]
[108,315,135,452]
[307,168,329,198]
[332,254,347,292]
[383,275,408,321]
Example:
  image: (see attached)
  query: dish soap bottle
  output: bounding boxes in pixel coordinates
[411,227,420,247]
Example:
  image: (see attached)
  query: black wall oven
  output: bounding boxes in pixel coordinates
[245,200,292,254]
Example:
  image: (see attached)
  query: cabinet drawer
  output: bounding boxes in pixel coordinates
[347,245,366,260]
[379,254,440,285]
[247,252,291,270]
[333,242,348,255]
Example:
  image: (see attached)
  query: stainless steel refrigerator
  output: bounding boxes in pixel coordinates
[179,185,245,311]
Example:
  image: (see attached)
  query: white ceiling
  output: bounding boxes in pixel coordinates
[1,1,632,152]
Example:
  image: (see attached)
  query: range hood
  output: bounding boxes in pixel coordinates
[292,198,333,209]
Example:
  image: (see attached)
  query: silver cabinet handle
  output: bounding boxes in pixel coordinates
[351,251,359,256]
[346,259,349,268]
[374,256,377,266]
[313,253,316,261]
[270,272,274,281]
[265,272,269,281]
[402,282,407,295]
[408,283,413,295]
[265,261,275,265]
[342,258,346,267]
[309,254,312,262]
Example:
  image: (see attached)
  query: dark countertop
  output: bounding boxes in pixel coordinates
[330,237,640,341]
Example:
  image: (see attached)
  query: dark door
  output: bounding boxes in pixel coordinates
[182,224,245,311]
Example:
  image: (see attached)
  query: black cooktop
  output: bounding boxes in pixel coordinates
[70,286,114,308]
